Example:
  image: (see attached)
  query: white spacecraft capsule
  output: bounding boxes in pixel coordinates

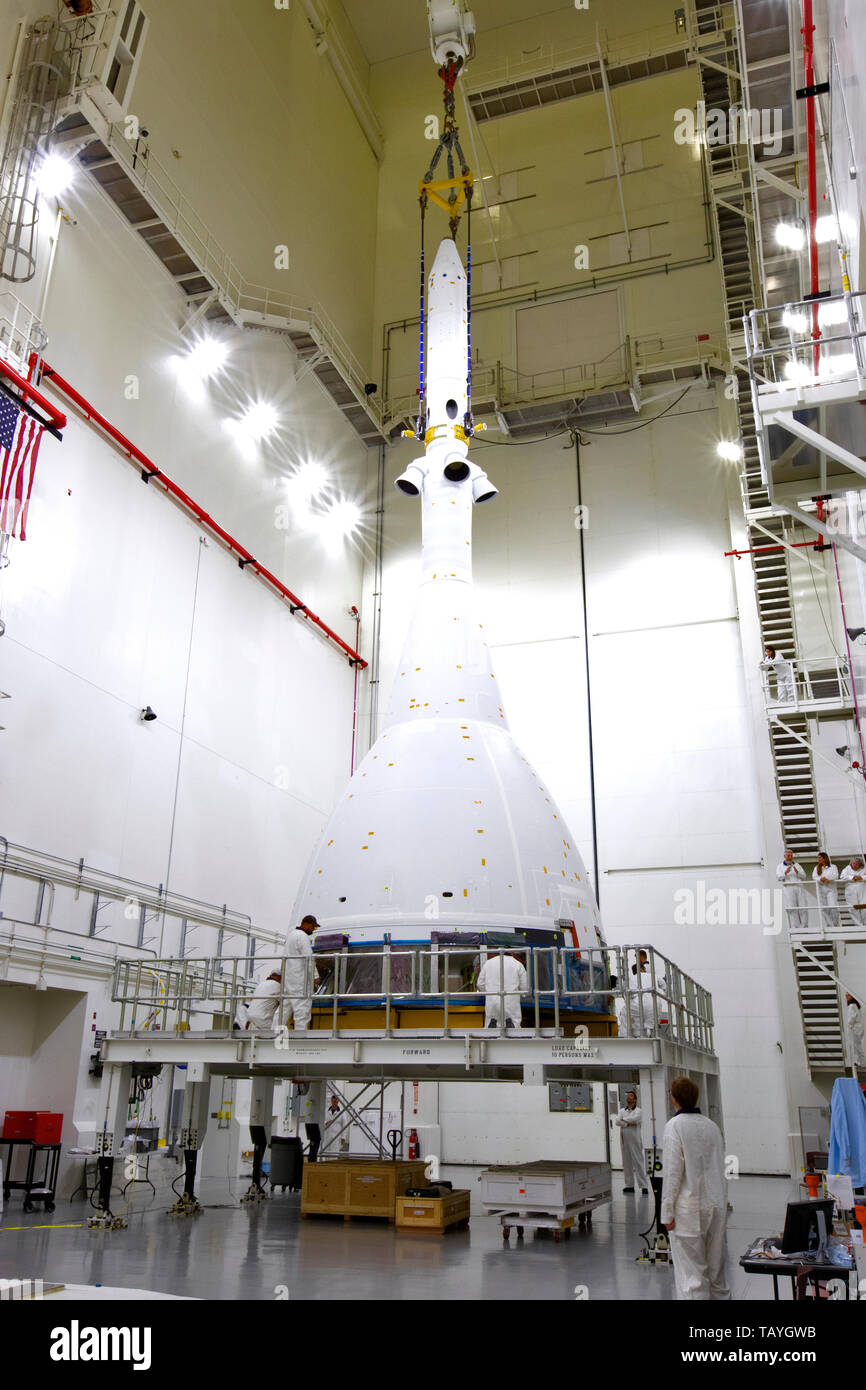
[291,236,607,1027]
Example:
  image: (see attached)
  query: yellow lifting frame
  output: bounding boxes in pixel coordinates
[419,171,474,218]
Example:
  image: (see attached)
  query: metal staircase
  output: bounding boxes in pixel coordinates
[694,3,851,1075]
[793,941,847,1071]
[49,101,387,448]
[768,715,820,858]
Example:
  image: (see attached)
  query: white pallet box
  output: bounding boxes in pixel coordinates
[479,1160,611,1217]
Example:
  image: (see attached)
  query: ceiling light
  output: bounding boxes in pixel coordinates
[783,359,812,385]
[782,309,809,333]
[716,440,743,462]
[818,299,848,328]
[775,222,805,250]
[34,152,76,199]
[814,215,838,244]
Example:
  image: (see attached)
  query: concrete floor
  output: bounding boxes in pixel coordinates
[0,1164,830,1301]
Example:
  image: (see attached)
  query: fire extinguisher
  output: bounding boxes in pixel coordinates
[407,1127,419,1160]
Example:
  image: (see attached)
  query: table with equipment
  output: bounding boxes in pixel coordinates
[740,1198,858,1299]
[740,1237,856,1300]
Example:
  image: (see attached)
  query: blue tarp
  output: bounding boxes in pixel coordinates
[828,1078,866,1188]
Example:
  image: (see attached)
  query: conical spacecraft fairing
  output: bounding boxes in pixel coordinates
[292,238,604,950]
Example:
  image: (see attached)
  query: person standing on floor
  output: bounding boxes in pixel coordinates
[616,1090,649,1195]
[661,1075,731,1302]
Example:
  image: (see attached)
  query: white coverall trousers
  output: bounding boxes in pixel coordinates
[669,1207,730,1300]
[284,990,311,1030]
[620,1123,646,1190]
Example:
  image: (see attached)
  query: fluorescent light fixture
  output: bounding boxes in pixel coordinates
[818,299,848,328]
[782,309,809,333]
[814,214,838,244]
[34,152,76,198]
[775,222,805,250]
[716,440,743,462]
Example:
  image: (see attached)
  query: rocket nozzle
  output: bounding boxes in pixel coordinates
[395,462,426,496]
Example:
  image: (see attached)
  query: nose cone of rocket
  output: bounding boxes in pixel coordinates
[426,237,468,439]
[430,236,464,279]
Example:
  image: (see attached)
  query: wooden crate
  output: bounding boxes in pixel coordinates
[396,1189,471,1234]
[301,1159,428,1221]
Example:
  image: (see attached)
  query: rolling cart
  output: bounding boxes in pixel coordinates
[1,1138,61,1213]
[479,1160,612,1244]
[496,1192,610,1243]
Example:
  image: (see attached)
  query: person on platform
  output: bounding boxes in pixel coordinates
[476,950,527,1029]
[846,994,865,1068]
[841,857,866,921]
[284,915,320,1031]
[813,852,840,932]
[233,970,282,1033]
[776,850,809,931]
[760,646,795,703]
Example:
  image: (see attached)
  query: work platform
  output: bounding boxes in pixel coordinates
[98,942,718,1086]
[100,1025,718,1085]
[90,953,721,1218]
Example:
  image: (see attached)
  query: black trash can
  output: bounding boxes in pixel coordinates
[269,1136,304,1192]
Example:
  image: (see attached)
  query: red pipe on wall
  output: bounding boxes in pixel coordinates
[33,357,366,669]
[0,355,67,431]
[725,540,823,558]
[802,0,821,372]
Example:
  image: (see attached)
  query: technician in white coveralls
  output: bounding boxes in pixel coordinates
[776,849,808,931]
[661,1076,730,1301]
[284,915,320,1030]
[846,995,865,1067]
[812,852,840,931]
[476,950,527,1028]
[760,645,795,703]
[234,971,282,1032]
[616,1090,648,1194]
[841,857,866,920]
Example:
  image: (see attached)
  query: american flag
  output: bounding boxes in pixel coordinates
[0,390,44,541]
